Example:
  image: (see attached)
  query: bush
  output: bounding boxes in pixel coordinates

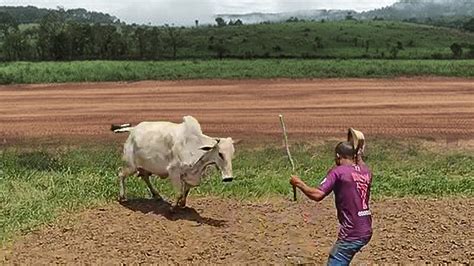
[467,44,474,59]
[390,46,400,59]
[272,45,282,52]
[450,43,463,58]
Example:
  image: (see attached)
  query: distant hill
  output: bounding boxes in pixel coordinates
[0,6,118,24]
[359,0,474,20]
[216,0,474,26]
[217,9,355,24]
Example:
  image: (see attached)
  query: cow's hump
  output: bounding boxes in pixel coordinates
[182,116,202,136]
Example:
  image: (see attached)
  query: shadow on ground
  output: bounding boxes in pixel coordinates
[119,198,227,227]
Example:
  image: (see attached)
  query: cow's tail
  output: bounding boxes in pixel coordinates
[111,123,133,133]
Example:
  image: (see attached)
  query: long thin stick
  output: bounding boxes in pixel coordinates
[279,114,297,201]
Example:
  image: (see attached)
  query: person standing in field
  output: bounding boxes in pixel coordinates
[290,141,372,265]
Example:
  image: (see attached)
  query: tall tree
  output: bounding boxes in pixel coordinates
[135,27,147,59]
[209,38,229,59]
[215,17,227,27]
[65,22,92,59]
[0,11,19,60]
[0,11,18,37]
[37,11,66,59]
[147,27,162,60]
[450,43,463,58]
[164,24,182,59]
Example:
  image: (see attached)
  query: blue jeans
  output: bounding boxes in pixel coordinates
[327,238,371,266]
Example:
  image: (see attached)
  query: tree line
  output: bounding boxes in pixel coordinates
[0,6,118,24]
[0,11,184,61]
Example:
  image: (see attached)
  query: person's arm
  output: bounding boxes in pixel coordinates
[291,177,326,202]
[290,170,337,202]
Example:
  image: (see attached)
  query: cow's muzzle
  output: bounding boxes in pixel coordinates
[222,177,234,182]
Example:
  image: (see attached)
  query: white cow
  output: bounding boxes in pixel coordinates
[111,116,236,209]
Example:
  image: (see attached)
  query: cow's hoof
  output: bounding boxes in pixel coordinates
[117,196,127,203]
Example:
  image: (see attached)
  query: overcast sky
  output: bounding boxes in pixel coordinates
[3,0,398,25]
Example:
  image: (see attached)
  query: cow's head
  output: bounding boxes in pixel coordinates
[199,137,237,182]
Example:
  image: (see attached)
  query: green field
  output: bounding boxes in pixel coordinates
[182,21,474,59]
[1,59,474,84]
[1,141,472,243]
[2,20,474,61]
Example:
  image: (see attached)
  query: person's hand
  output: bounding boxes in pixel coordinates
[290,175,302,187]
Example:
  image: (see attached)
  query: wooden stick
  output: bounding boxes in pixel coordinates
[279,114,297,201]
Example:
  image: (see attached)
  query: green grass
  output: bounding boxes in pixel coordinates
[181,20,474,59]
[1,59,474,84]
[1,141,472,243]
[3,20,474,61]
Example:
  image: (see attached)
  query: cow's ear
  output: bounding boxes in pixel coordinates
[200,146,213,151]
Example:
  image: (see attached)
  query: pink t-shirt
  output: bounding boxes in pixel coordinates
[319,164,373,241]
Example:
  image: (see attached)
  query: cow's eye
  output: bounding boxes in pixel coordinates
[218,153,225,160]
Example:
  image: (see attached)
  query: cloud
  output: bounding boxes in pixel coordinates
[115,0,216,25]
[3,0,398,25]
[274,0,397,12]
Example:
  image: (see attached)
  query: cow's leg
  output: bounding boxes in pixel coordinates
[139,170,162,201]
[170,179,188,212]
[172,181,184,211]
[177,184,191,208]
[118,166,135,202]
